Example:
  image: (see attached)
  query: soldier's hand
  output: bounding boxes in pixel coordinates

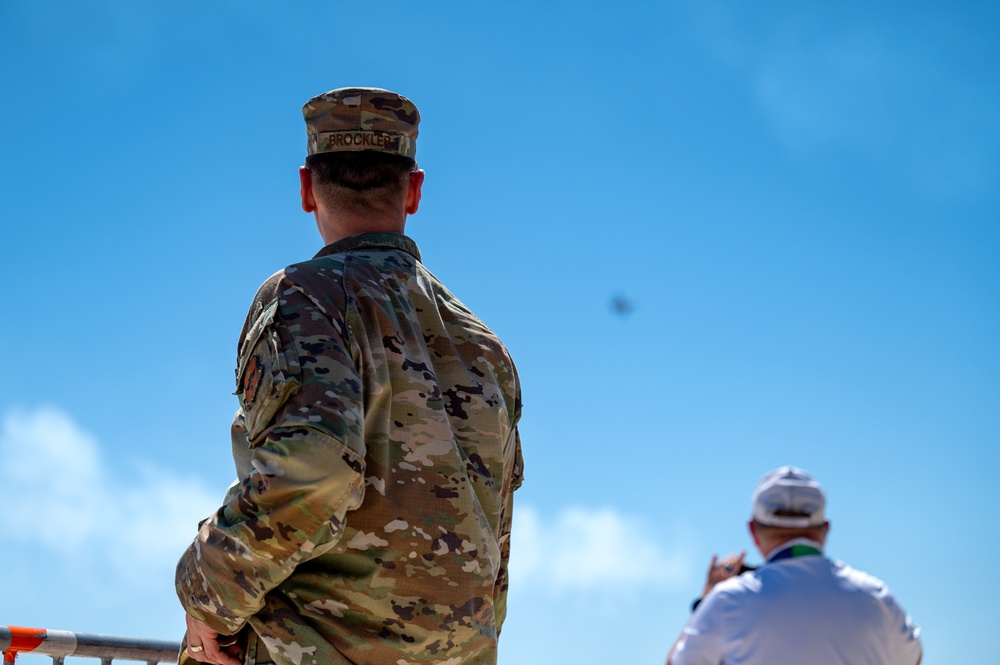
[184,615,242,665]
[701,551,746,598]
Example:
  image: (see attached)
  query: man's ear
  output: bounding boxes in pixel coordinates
[299,166,317,213]
[404,169,425,216]
[748,520,760,547]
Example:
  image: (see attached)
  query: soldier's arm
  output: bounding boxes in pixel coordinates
[176,285,365,634]
[493,420,524,635]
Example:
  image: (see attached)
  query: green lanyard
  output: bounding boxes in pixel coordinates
[769,543,822,562]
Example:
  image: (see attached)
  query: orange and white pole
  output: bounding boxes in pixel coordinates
[0,626,178,664]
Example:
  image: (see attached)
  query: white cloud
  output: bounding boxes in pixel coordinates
[685,1,999,199]
[752,27,902,150]
[509,505,692,594]
[749,25,999,198]
[0,407,689,602]
[0,406,219,582]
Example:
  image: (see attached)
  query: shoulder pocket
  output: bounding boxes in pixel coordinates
[235,299,302,443]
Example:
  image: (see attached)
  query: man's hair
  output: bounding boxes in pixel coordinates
[305,151,416,216]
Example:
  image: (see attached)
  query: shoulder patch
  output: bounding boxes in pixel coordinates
[242,354,263,407]
[234,298,302,442]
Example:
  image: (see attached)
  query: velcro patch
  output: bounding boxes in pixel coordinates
[243,355,263,407]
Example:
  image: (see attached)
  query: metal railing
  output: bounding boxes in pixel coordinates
[0,627,179,665]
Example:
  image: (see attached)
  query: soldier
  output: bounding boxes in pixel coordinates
[176,88,524,665]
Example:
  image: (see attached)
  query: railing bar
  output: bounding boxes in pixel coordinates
[1,627,179,664]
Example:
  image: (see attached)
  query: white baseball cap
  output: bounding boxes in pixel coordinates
[751,466,826,528]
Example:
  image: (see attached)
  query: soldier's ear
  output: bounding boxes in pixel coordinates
[299,166,317,213]
[404,169,425,216]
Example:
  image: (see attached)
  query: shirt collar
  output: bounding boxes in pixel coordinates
[766,537,824,563]
[313,232,422,262]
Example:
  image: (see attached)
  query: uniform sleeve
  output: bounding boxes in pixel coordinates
[492,425,524,634]
[176,287,366,634]
[671,591,726,665]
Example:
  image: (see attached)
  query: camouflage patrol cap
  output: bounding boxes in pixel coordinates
[303,87,419,159]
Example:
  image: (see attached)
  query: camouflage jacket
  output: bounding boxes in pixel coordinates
[176,233,524,665]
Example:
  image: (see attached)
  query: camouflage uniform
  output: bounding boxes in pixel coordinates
[176,90,523,665]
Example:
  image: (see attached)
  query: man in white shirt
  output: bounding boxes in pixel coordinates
[667,467,922,665]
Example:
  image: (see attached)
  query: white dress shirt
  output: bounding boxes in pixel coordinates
[672,539,921,665]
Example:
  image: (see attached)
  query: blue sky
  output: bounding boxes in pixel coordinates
[1,1,998,663]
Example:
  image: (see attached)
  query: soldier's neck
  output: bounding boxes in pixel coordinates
[316,211,407,245]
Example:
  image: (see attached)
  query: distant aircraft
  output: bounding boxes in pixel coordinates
[610,295,635,317]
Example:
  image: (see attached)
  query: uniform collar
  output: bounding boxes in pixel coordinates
[313,232,422,262]
[766,537,824,563]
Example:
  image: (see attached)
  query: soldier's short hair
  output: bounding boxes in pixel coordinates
[305,151,416,215]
